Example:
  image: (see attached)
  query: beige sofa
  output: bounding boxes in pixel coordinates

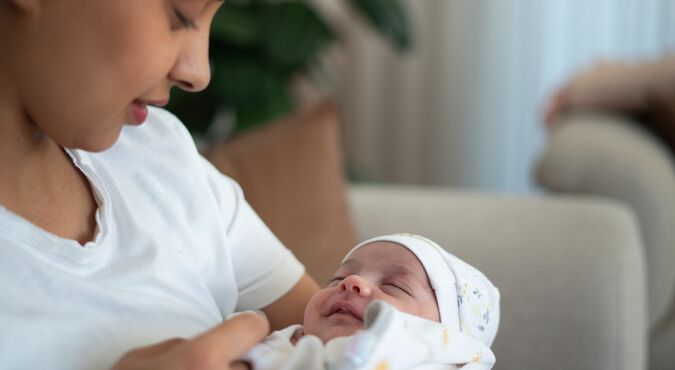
[536,112,675,370]
[207,103,649,369]
[349,185,646,370]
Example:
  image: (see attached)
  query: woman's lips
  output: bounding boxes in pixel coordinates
[130,100,148,125]
[129,98,169,125]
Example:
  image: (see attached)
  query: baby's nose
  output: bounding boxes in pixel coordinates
[340,275,372,296]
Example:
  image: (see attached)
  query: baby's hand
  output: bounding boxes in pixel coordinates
[110,312,269,370]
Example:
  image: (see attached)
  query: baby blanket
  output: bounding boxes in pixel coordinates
[242,301,495,370]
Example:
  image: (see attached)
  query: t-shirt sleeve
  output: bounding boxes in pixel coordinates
[200,157,305,311]
[153,108,305,311]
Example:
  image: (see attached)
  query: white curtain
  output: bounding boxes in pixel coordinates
[335,0,675,193]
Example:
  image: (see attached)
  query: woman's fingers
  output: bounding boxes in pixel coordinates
[186,312,269,368]
[124,338,187,358]
[111,312,269,370]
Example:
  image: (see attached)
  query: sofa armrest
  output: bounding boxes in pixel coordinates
[348,184,647,370]
[535,113,675,327]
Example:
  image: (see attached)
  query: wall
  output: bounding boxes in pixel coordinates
[337,0,675,193]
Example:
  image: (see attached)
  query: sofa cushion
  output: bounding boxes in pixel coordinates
[205,100,357,285]
[535,113,675,326]
[349,184,647,370]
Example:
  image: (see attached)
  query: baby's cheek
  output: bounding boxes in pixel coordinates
[302,311,318,336]
[420,301,441,322]
[388,298,440,322]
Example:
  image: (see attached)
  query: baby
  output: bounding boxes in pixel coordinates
[240,234,500,370]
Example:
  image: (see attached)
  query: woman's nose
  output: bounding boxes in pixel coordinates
[169,31,212,92]
[339,275,372,296]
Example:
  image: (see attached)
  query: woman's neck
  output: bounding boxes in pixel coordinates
[0,13,98,245]
[0,14,63,195]
[0,77,98,245]
[0,80,59,190]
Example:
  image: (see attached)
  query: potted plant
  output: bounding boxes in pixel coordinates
[167,0,413,139]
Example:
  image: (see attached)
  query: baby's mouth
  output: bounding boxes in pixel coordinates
[327,302,363,321]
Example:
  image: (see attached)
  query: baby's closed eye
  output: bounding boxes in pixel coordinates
[328,276,344,286]
[382,281,413,296]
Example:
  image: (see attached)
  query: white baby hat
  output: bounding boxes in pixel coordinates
[344,233,500,347]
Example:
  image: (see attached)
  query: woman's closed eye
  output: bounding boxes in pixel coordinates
[172,8,197,29]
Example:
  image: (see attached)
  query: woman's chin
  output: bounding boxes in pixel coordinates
[66,126,124,153]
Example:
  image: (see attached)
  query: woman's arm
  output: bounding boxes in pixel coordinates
[545,56,675,125]
[261,272,320,330]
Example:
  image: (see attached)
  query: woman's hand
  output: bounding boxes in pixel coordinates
[544,61,657,127]
[110,312,268,370]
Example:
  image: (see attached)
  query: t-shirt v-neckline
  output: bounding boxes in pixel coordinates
[0,148,111,260]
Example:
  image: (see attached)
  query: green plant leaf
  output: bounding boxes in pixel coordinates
[168,0,412,137]
[210,3,261,47]
[167,88,218,135]
[348,0,412,51]
[212,52,268,106]
[209,48,295,131]
[234,71,294,131]
[261,1,336,69]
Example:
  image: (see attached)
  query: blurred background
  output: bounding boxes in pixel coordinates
[183,4,675,366]
[169,0,675,194]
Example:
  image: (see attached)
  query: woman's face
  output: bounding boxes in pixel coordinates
[10,0,222,151]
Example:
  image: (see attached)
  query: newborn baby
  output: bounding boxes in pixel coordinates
[240,234,500,370]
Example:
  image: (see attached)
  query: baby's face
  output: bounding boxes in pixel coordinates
[303,242,440,343]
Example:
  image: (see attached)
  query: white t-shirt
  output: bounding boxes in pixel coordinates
[0,107,305,370]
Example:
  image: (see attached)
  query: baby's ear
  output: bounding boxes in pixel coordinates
[8,0,42,16]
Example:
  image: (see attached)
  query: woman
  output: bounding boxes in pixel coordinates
[0,1,319,369]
